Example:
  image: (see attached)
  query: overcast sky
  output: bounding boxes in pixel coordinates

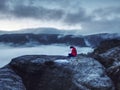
[0,0,120,34]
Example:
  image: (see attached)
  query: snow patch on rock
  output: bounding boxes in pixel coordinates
[54,59,70,64]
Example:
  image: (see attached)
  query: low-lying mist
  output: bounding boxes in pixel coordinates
[0,44,93,67]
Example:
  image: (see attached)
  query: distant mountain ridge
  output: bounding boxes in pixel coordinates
[0,27,120,47]
[84,33,120,47]
[0,28,80,35]
[0,32,120,47]
[0,33,85,47]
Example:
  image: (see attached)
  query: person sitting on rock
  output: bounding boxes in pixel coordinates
[68,46,77,57]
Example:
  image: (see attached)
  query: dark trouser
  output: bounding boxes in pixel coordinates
[68,53,75,57]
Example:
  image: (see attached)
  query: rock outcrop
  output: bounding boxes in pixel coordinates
[71,56,114,90]
[99,47,120,67]
[0,55,114,90]
[0,65,26,90]
[94,47,120,90]
[93,39,120,54]
[92,39,120,90]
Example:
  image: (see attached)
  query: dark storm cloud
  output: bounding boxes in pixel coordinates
[0,0,83,21]
[82,21,120,34]
[82,7,120,34]
[12,5,64,20]
[94,7,120,14]
[93,7,120,21]
[34,0,82,9]
[0,0,120,23]
[0,0,64,20]
[0,0,120,34]
[64,8,92,24]
[0,0,93,23]
[0,0,8,12]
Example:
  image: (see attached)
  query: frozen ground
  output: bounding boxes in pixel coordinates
[0,44,93,67]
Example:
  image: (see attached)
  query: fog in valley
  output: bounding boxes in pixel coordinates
[0,44,93,67]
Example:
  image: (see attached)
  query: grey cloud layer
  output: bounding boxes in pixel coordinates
[0,0,64,20]
[0,0,86,22]
[0,0,120,33]
[0,0,8,12]
[1,0,120,22]
[12,5,64,20]
[93,7,120,21]
[64,8,93,24]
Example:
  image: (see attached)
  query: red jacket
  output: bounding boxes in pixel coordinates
[71,47,77,56]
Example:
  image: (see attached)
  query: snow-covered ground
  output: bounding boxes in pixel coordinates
[0,44,93,67]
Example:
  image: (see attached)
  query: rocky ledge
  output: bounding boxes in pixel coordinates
[91,39,120,90]
[0,54,114,90]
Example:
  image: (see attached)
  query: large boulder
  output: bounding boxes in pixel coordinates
[99,47,120,67]
[72,56,114,90]
[91,39,120,67]
[7,55,114,90]
[93,39,120,54]
[10,55,78,90]
[91,38,120,90]
[0,65,26,90]
[107,65,120,90]
[96,47,120,90]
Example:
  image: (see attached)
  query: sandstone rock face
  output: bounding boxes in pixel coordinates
[0,65,26,90]
[6,55,114,90]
